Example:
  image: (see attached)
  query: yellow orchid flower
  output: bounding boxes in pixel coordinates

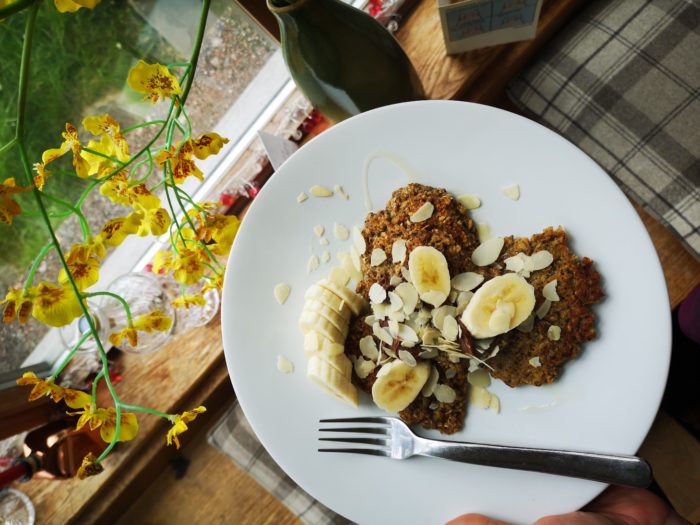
[31,281,84,327]
[100,172,160,210]
[192,132,229,160]
[202,273,224,292]
[97,214,140,247]
[99,408,139,443]
[62,388,92,410]
[127,60,181,104]
[130,207,171,237]
[81,135,118,178]
[156,140,203,184]
[108,326,138,347]
[54,0,101,13]
[0,177,30,225]
[2,287,33,324]
[57,255,99,291]
[166,406,206,449]
[171,294,206,309]
[82,114,130,163]
[16,372,65,402]
[32,162,51,191]
[42,123,90,179]
[172,250,207,285]
[76,453,103,480]
[204,214,240,256]
[133,309,173,334]
[152,251,173,275]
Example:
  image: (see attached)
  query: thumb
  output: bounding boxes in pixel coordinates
[446,515,512,525]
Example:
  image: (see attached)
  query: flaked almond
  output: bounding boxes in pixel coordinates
[457,194,481,210]
[400,266,412,283]
[536,299,552,319]
[389,275,403,287]
[476,223,492,243]
[529,356,542,368]
[273,283,290,305]
[277,355,294,374]
[434,384,457,403]
[547,325,561,341]
[388,291,403,312]
[370,248,387,266]
[469,385,491,409]
[338,251,362,281]
[542,280,560,302]
[313,225,325,237]
[486,345,501,360]
[391,239,407,264]
[445,369,457,379]
[388,319,400,336]
[419,348,439,359]
[409,201,434,223]
[351,226,366,254]
[321,251,331,263]
[394,282,418,315]
[333,184,349,200]
[309,185,333,197]
[448,289,458,303]
[531,250,554,271]
[359,335,379,360]
[442,315,458,341]
[307,255,320,273]
[471,237,505,266]
[364,315,375,327]
[354,357,375,379]
[349,246,362,272]
[516,314,535,333]
[297,192,308,203]
[505,255,525,273]
[398,323,419,344]
[489,394,501,413]
[451,272,484,292]
[398,349,417,367]
[369,283,387,304]
[319,237,329,246]
[467,368,491,388]
[502,184,520,201]
[372,302,389,319]
[372,322,393,345]
[432,305,457,331]
[456,291,474,315]
[422,365,439,397]
[333,222,349,241]
[328,266,350,287]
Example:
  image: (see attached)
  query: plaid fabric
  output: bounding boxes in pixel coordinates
[208,401,354,525]
[507,0,700,256]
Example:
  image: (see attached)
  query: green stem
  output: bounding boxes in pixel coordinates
[0,0,38,22]
[51,330,92,380]
[82,291,133,325]
[91,370,105,406]
[178,101,193,137]
[82,146,126,166]
[117,403,172,420]
[0,138,17,157]
[40,193,91,240]
[23,241,53,292]
[176,0,210,115]
[122,120,166,134]
[14,0,38,141]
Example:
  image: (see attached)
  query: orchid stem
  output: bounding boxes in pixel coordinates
[51,330,93,380]
[23,241,53,292]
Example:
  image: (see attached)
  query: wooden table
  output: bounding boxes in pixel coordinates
[19,1,700,523]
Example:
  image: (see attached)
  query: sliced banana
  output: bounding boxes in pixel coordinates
[317,278,367,316]
[303,299,351,336]
[407,246,451,307]
[461,273,535,338]
[371,360,430,413]
[304,331,345,357]
[298,310,346,344]
[307,355,358,407]
[304,284,352,318]
[315,351,352,378]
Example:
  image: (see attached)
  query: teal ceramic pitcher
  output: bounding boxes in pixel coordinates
[268,0,425,123]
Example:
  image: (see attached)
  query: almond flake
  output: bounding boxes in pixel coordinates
[372,322,393,345]
[273,283,290,305]
[306,255,320,273]
[432,305,457,331]
[364,315,375,327]
[388,319,400,336]
[457,194,481,210]
[391,239,407,264]
[388,291,403,312]
[389,275,403,287]
[359,335,379,360]
[309,185,333,197]
[516,314,535,333]
[476,223,492,243]
[297,192,308,203]
[422,366,440,396]
[333,222,349,241]
[489,394,501,413]
[451,272,484,292]
[476,338,493,350]
[469,386,492,408]
[456,291,473,315]
[372,302,389,319]
[370,248,387,267]
[536,299,552,319]
[351,226,366,254]
[322,251,332,264]
[354,357,375,379]
[505,255,525,274]
[528,356,542,368]
[467,369,491,388]
[486,345,501,360]
[542,280,560,302]
[434,384,457,403]
[313,225,325,237]
[277,355,294,374]
[419,348,439,359]
[420,290,447,308]
[421,327,440,346]
[328,266,350,287]
[531,250,554,271]
[502,184,520,201]
[441,315,458,341]
[398,349,417,367]
[397,323,419,344]
[445,369,457,379]
[349,246,362,272]
[400,266,412,283]
[338,251,362,281]
[547,325,561,341]
[471,237,505,266]
[409,202,434,223]
[333,184,349,200]
[319,237,330,246]
[369,283,387,304]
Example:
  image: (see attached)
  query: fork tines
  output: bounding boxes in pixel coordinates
[318,417,392,456]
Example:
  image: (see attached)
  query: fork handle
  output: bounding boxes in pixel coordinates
[415,438,652,488]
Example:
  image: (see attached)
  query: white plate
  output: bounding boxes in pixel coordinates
[221,101,670,524]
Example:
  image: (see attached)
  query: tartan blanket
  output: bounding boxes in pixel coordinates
[507,0,700,257]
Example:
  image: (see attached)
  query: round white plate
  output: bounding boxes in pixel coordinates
[221,101,670,524]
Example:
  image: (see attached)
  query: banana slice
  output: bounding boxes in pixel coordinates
[303,300,350,337]
[303,331,345,357]
[307,355,358,407]
[371,360,430,413]
[407,246,451,307]
[461,273,535,338]
[304,285,352,318]
[298,310,346,343]
[317,279,367,316]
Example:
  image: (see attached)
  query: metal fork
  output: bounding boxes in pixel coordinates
[319,417,652,488]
